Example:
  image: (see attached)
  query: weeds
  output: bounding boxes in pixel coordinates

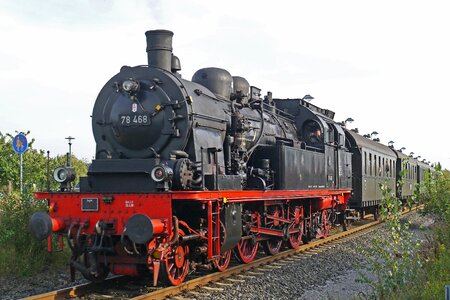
[0,192,70,276]
[357,159,422,298]
[358,162,450,299]
[0,131,83,276]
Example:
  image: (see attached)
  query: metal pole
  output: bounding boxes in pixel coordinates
[65,136,75,167]
[46,151,50,191]
[68,141,72,166]
[20,153,23,195]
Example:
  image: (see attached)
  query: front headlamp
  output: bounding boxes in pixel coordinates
[151,165,173,182]
[122,79,140,93]
[53,166,76,183]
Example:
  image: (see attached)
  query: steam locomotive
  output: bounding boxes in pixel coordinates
[30,30,430,286]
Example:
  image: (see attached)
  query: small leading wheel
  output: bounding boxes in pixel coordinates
[234,236,259,263]
[214,249,232,271]
[90,263,109,282]
[80,258,109,282]
[160,229,190,286]
[79,250,109,282]
[262,206,284,255]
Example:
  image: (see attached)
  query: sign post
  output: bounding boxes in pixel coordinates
[12,133,28,195]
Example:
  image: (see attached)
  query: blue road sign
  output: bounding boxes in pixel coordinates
[13,133,28,154]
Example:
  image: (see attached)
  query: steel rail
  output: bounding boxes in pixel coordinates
[23,275,125,300]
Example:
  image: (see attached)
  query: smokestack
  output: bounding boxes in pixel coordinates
[145,30,173,72]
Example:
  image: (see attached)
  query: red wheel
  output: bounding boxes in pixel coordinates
[262,206,283,255]
[287,206,304,249]
[263,237,283,255]
[288,222,304,249]
[213,221,232,271]
[234,236,259,263]
[160,229,189,286]
[316,210,330,239]
[214,249,232,271]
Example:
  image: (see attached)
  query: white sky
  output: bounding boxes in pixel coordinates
[0,0,449,169]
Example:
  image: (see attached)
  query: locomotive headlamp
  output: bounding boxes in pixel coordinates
[54,167,67,182]
[54,166,76,183]
[122,79,140,93]
[53,166,76,191]
[151,165,173,182]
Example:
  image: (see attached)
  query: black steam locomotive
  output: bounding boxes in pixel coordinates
[30,29,430,286]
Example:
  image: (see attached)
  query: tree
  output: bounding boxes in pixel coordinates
[0,131,88,195]
[0,131,89,276]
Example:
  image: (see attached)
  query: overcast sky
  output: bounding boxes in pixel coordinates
[1,0,449,169]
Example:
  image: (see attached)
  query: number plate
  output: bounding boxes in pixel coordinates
[119,114,151,126]
[81,198,99,212]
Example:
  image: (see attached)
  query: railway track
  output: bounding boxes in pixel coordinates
[24,206,421,300]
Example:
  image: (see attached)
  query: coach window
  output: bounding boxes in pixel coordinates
[364,151,367,175]
[388,160,390,177]
[389,159,394,177]
[373,154,377,176]
[388,160,391,178]
[378,157,382,176]
[369,153,372,176]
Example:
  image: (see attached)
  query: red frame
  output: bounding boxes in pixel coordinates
[36,188,350,260]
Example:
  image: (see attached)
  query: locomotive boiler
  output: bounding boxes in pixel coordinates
[30,30,352,286]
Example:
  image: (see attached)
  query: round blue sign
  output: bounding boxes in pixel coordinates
[12,133,28,154]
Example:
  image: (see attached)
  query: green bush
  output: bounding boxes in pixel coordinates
[0,131,86,276]
[0,192,70,276]
[357,159,422,298]
[359,162,450,299]
[420,166,450,223]
[384,222,450,300]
